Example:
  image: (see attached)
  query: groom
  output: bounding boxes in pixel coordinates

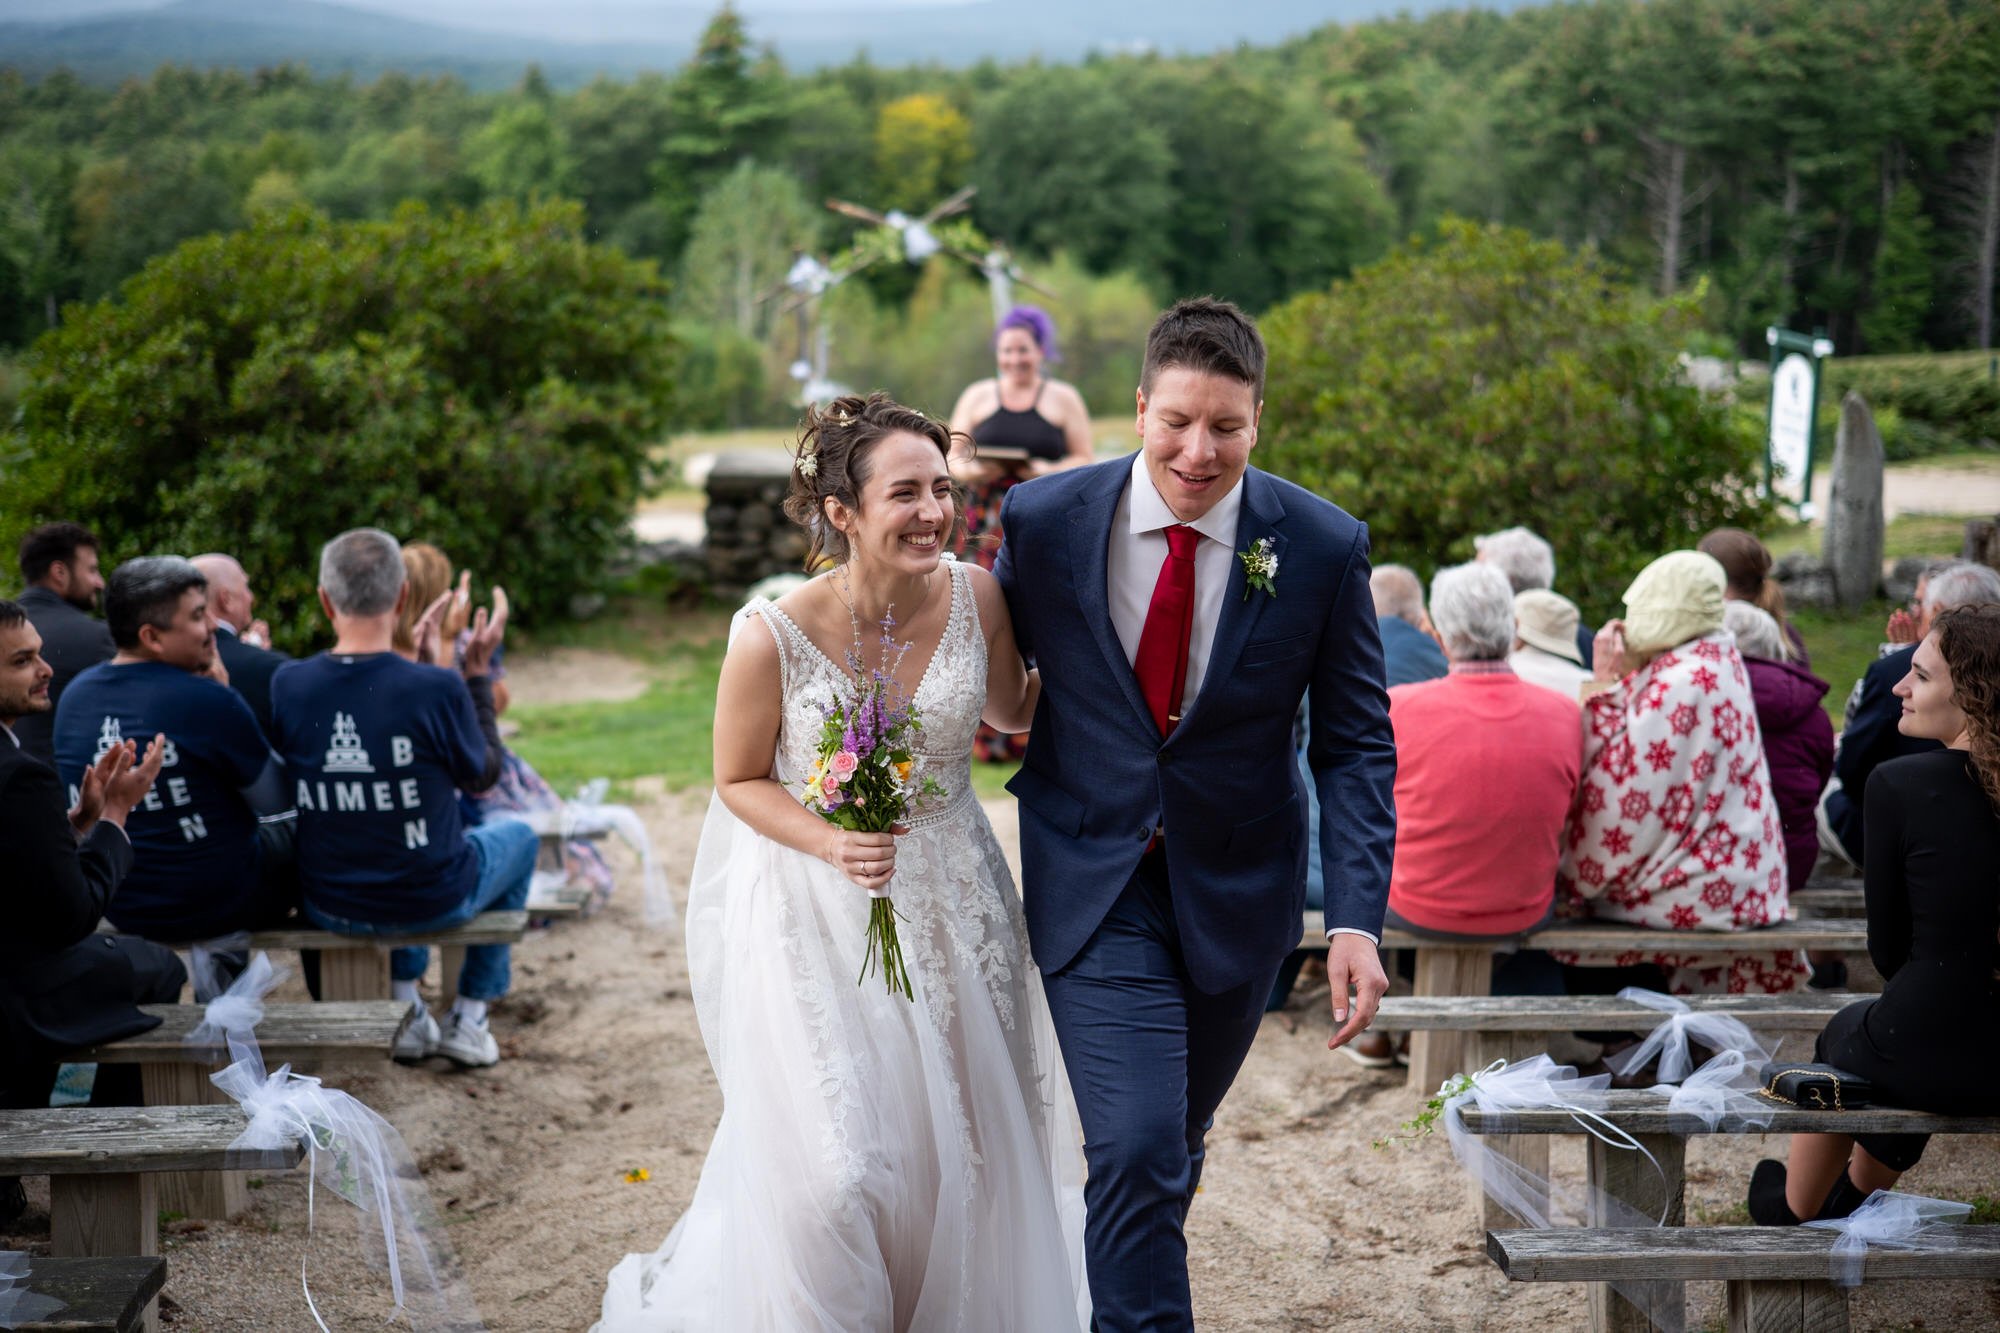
[996,297,1396,1330]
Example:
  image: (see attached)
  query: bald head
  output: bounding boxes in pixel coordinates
[1370,564,1427,627]
[190,553,253,631]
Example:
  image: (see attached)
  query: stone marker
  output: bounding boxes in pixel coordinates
[1965,516,2000,572]
[705,450,805,596]
[1823,391,1885,610]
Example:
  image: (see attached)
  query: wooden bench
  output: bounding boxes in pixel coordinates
[62,1001,405,1222]
[1300,912,1872,1090]
[1373,991,1859,1099]
[1791,883,1864,917]
[0,1105,302,1331]
[231,910,530,1001]
[0,1256,167,1333]
[1488,1224,2000,1333]
[1458,1091,2000,1330]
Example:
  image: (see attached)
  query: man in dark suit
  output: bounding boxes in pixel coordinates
[1822,560,2000,864]
[0,598,183,1222]
[193,553,290,739]
[11,522,115,762]
[997,299,1396,1331]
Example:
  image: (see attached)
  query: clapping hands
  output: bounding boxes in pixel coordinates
[68,733,168,836]
[412,578,509,677]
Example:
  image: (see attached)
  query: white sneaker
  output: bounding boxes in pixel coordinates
[435,1012,500,1068]
[392,1003,440,1064]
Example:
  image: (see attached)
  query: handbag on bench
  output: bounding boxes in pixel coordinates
[1755,1061,1875,1110]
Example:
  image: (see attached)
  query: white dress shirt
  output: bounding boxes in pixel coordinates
[1106,453,1242,718]
[1105,455,1372,947]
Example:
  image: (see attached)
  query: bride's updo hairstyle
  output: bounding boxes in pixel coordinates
[782,391,961,570]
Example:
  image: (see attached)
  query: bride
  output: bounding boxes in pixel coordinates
[597,394,1089,1331]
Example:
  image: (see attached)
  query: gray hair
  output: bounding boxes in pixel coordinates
[105,555,207,650]
[1370,564,1426,626]
[1429,561,1516,662]
[1474,526,1556,594]
[319,528,405,617]
[1723,600,1790,662]
[1924,561,2000,614]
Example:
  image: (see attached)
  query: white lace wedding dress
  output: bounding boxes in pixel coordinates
[596,559,1089,1332]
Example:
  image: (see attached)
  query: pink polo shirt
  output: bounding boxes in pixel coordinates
[1386,664,1584,936]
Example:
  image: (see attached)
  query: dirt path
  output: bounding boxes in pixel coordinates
[9,794,1997,1330]
[1809,462,2000,520]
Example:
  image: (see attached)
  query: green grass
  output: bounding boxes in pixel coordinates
[1764,513,1976,564]
[507,604,730,797]
[1789,603,1896,725]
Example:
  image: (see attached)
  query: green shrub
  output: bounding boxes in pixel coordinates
[1,200,674,652]
[1823,359,2000,458]
[1261,219,1769,617]
[671,318,772,430]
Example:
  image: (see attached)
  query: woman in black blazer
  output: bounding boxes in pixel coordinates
[1749,602,2000,1224]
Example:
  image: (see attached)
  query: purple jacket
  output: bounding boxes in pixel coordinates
[1745,655,1835,892]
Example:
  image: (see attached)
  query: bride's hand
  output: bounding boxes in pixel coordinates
[825,826,909,892]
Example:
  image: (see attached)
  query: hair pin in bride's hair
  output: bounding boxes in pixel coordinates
[797,435,820,479]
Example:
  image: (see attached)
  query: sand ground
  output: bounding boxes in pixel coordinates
[9,788,2000,1330]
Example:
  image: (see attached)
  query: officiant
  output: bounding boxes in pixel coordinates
[947,303,1096,762]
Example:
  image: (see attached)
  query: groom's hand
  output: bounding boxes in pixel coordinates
[1324,933,1388,1052]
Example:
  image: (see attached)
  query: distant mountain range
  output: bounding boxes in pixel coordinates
[0,0,1522,85]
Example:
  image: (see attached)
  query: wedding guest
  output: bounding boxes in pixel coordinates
[399,543,616,913]
[1819,562,2000,866]
[393,541,459,659]
[1475,525,1595,667]
[1699,527,1809,665]
[1749,603,2000,1225]
[947,305,1093,764]
[52,557,299,942]
[1556,550,1802,995]
[1508,589,1593,700]
[0,598,181,1223]
[272,529,536,1068]
[1370,564,1448,687]
[1725,602,1833,895]
[191,553,291,740]
[10,522,114,761]
[1345,563,1580,1065]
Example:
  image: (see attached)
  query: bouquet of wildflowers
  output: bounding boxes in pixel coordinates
[800,609,947,1000]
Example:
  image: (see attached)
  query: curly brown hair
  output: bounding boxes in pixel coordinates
[781,392,961,570]
[1935,602,2000,812]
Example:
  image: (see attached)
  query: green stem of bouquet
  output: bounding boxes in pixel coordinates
[858,896,915,1000]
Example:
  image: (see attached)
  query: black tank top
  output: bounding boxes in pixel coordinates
[971,381,1067,461]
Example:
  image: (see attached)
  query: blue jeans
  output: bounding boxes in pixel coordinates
[303,820,539,1002]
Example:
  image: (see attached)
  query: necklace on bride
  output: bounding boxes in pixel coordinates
[837,562,937,676]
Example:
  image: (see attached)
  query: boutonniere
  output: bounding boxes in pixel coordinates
[1240,537,1278,601]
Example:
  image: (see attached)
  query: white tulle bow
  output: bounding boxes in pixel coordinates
[1804,1190,1974,1286]
[184,950,286,1050]
[568,778,678,928]
[1607,987,1772,1085]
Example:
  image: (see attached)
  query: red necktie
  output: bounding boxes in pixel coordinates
[1134,524,1199,737]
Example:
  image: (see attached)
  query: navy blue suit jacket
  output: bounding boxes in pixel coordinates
[995,458,1397,994]
[1826,644,1939,861]
[216,627,291,742]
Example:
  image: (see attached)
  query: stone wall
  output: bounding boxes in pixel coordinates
[704,451,807,597]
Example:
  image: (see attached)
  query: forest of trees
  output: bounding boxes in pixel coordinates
[1,0,1996,425]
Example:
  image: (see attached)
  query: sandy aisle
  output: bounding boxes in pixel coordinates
[13,791,2000,1330]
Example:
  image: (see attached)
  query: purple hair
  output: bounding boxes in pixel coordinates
[995,304,1060,364]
